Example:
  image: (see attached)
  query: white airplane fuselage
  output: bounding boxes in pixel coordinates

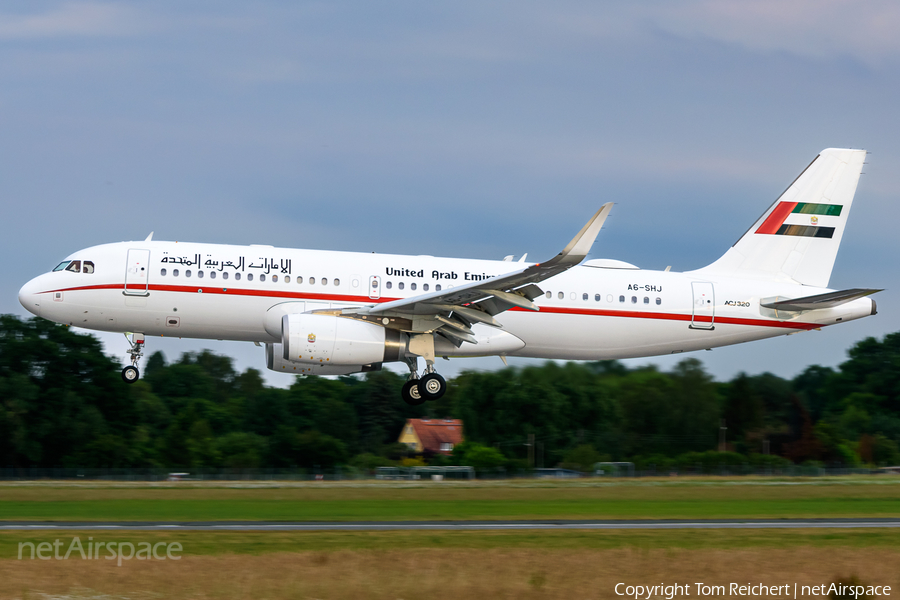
[17,240,875,362]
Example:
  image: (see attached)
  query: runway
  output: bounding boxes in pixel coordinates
[1,519,899,531]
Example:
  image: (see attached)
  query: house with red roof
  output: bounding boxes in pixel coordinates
[398,418,464,455]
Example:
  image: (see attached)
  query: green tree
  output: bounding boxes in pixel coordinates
[453,442,505,470]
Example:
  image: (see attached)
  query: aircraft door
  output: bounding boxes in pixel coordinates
[368,275,381,299]
[124,249,151,296]
[691,281,715,330]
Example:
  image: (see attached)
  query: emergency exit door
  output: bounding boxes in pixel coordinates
[124,249,151,296]
[691,281,715,329]
[368,275,381,299]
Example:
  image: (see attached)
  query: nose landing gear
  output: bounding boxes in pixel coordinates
[122,333,145,384]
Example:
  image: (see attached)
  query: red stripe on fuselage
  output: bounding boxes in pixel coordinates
[40,283,820,331]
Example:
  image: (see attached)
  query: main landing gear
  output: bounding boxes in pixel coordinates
[122,333,145,384]
[401,356,446,405]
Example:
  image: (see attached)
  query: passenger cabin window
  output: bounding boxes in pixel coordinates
[270,274,276,282]
[631,296,637,304]
[398,282,404,290]
[436,284,442,291]
[83,261,94,274]
[197,271,204,279]
[260,274,266,282]
[595,294,601,301]
[644,297,649,304]
[296,277,302,284]
[185,270,191,278]
[160,268,167,276]
[53,261,70,272]
[235,273,241,281]
[247,273,253,281]
[173,269,180,277]
[284,275,289,283]
[619,295,625,303]
[65,261,81,273]
[211,272,217,280]
[321,278,327,285]
[545,291,551,299]
[656,297,662,305]
[222,272,229,280]
[386,281,392,289]
[309,277,315,285]
[423,284,429,291]
[583,293,588,301]
[558,292,564,300]
[408,282,414,290]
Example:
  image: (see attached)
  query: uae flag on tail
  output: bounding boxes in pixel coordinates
[756,202,843,238]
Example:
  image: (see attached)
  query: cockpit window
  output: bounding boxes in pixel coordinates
[65,261,81,273]
[83,261,94,274]
[53,261,70,272]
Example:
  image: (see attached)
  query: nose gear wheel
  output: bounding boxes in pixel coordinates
[122,333,145,384]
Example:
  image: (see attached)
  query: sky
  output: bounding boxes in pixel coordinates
[2,1,899,385]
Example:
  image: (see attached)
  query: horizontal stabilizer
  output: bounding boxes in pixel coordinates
[760,288,881,311]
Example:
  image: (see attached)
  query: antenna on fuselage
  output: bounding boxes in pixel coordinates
[144,232,154,242]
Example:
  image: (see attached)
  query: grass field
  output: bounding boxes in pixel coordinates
[1,478,898,598]
[0,477,899,521]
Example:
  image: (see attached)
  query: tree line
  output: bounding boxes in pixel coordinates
[1,314,898,471]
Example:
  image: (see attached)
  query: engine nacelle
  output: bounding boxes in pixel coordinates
[265,343,382,376]
[282,313,405,366]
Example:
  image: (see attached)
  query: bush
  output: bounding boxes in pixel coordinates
[560,444,605,473]
[631,454,675,473]
[349,453,395,471]
[453,442,506,470]
[747,453,792,470]
[673,451,749,474]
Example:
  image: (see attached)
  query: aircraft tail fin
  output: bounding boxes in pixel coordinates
[691,148,867,287]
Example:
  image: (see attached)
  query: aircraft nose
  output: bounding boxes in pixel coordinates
[18,278,42,317]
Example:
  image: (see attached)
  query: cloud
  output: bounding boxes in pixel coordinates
[650,0,900,65]
[544,1,900,65]
[0,2,143,39]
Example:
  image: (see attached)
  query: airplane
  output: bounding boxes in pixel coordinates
[18,148,880,405]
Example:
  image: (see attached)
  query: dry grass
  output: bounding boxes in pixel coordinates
[0,547,897,599]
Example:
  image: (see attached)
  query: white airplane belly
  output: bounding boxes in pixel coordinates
[501,310,797,360]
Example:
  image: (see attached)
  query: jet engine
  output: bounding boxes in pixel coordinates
[265,343,382,376]
[281,313,405,366]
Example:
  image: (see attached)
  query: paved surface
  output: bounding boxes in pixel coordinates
[1,519,899,531]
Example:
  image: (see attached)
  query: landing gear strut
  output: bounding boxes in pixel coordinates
[122,333,145,384]
[401,357,425,406]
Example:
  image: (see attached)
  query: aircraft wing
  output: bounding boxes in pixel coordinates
[344,203,613,344]
[760,288,881,312]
